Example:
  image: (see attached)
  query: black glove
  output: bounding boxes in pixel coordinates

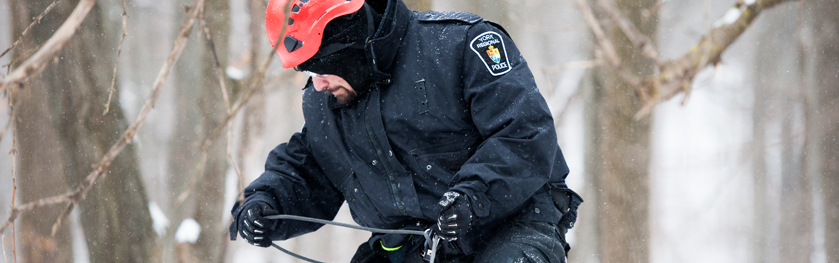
[229,201,280,247]
[433,191,472,242]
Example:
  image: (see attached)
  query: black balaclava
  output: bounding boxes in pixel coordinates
[297,3,382,96]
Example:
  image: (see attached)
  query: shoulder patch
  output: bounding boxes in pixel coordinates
[417,11,482,24]
[470,31,511,76]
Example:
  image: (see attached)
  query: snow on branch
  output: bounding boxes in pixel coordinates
[0,0,208,236]
[579,0,796,119]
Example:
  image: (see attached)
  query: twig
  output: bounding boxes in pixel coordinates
[197,9,247,205]
[50,202,75,237]
[0,0,95,94]
[174,0,294,205]
[103,0,129,115]
[596,0,661,64]
[3,42,47,75]
[576,0,620,68]
[0,0,64,60]
[0,0,207,235]
[197,10,244,193]
[577,0,646,98]
[10,107,17,263]
[0,103,18,144]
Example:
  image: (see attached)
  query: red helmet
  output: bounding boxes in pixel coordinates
[266,0,366,69]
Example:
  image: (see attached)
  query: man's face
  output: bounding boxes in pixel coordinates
[309,73,358,105]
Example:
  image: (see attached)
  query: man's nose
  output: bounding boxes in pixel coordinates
[312,78,328,92]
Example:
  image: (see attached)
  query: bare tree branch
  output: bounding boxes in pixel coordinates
[0,0,64,60]
[579,0,795,119]
[0,0,207,235]
[50,202,74,237]
[103,0,129,115]
[0,0,95,93]
[633,0,796,119]
[2,42,45,75]
[0,103,17,145]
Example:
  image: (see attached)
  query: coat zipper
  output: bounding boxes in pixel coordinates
[364,94,408,215]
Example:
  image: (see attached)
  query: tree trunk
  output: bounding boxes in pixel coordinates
[752,8,779,263]
[167,0,231,261]
[13,0,156,262]
[192,1,231,262]
[589,0,656,262]
[768,4,812,263]
[10,3,74,262]
[804,0,839,261]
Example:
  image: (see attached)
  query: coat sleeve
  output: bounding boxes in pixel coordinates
[450,21,568,227]
[232,125,345,241]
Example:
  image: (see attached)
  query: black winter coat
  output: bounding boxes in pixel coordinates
[234,0,571,253]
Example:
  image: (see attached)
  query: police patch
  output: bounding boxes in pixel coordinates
[470,31,511,76]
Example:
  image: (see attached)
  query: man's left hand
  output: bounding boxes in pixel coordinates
[434,191,472,241]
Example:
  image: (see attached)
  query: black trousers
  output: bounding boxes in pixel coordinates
[351,221,567,263]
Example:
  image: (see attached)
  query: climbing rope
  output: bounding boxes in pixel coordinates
[263,214,440,263]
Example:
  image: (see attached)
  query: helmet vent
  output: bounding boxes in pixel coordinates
[287,18,295,25]
[291,4,301,13]
[284,35,303,52]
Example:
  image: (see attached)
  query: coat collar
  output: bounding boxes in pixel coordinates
[323,0,413,110]
[365,0,413,83]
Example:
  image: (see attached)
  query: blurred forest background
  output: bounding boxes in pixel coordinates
[0,0,836,262]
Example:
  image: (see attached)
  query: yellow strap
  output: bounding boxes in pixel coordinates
[380,241,403,252]
[380,235,412,252]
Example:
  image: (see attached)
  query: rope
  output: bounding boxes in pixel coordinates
[264,214,426,235]
[261,214,439,262]
[271,243,324,263]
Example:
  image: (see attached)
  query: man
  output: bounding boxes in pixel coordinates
[229,0,583,262]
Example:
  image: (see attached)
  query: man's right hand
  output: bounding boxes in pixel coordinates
[229,201,280,247]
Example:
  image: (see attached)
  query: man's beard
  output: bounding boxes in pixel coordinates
[335,93,359,105]
[331,86,359,105]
